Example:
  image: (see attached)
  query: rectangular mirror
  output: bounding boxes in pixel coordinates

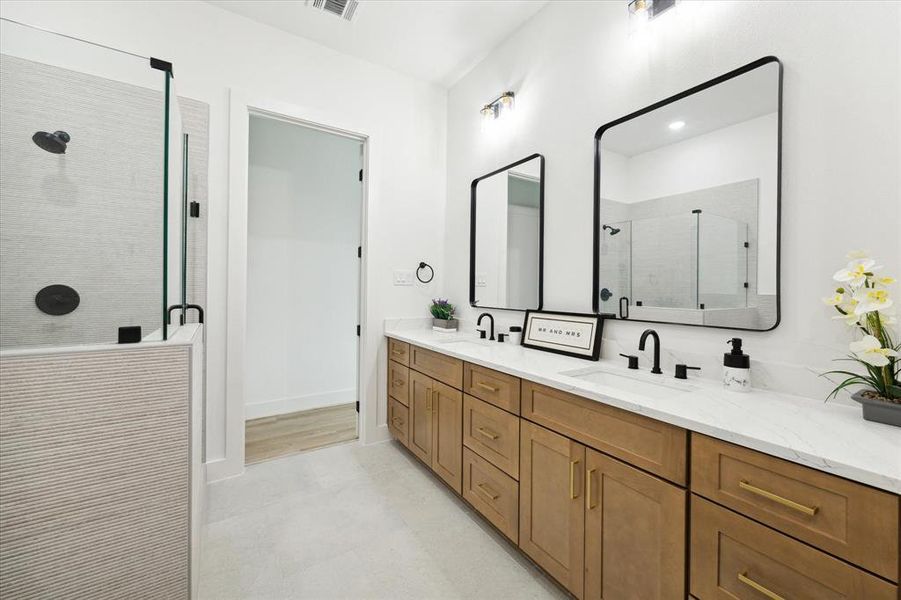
[593,57,782,331]
[470,154,544,311]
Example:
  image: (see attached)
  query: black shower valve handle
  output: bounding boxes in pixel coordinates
[619,353,639,370]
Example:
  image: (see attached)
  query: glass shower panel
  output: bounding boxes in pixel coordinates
[164,75,185,338]
[597,220,631,315]
[631,213,696,309]
[0,19,172,349]
[697,212,749,309]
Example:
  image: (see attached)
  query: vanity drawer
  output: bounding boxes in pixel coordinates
[388,360,409,406]
[463,394,520,479]
[388,338,409,366]
[388,397,409,447]
[462,447,519,543]
[521,381,687,485]
[691,434,899,581]
[691,495,897,599]
[410,346,463,389]
[463,362,520,414]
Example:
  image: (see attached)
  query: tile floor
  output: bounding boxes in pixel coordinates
[199,440,568,599]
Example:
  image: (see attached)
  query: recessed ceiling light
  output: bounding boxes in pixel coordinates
[668,120,685,131]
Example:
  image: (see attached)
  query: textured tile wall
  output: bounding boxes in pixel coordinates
[0,345,191,599]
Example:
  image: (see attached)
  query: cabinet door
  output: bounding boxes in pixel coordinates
[431,379,463,494]
[519,420,585,598]
[408,370,433,465]
[584,449,686,599]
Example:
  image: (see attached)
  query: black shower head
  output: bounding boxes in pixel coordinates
[602,224,621,236]
[32,130,70,154]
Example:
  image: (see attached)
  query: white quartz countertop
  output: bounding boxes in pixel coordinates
[384,323,901,494]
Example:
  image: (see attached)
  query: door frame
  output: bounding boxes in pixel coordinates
[215,89,373,480]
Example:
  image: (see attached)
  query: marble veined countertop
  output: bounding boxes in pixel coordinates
[384,320,901,494]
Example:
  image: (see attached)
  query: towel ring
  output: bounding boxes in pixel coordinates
[416,262,434,284]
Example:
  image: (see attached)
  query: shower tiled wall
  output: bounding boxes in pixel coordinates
[0,54,208,348]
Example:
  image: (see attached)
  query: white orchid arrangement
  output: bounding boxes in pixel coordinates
[823,251,899,402]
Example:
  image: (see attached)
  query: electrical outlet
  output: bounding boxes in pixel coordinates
[393,269,414,286]
[476,273,488,287]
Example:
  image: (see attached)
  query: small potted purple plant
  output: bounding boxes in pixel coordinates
[430,298,458,332]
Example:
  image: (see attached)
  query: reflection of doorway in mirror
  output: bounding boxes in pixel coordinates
[506,171,540,309]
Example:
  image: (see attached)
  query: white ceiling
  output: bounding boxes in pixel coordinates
[603,63,780,157]
[205,0,549,88]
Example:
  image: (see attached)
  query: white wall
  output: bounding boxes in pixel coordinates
[245,116,361,419]
[0,0,447,479]
[446,1,900,399]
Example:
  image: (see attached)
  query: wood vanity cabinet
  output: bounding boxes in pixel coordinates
[407,369,463,494]
[584,449,686,600]
[519,420,586,598]
[385,338,900,600]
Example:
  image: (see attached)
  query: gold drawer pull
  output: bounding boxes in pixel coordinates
[391,348,404,355]
[569,460,580,499]
[392,417,403,426]
[476,426,499,440]
[392,379,405,386]
[586,468,597,509]
[738,480,819,516]
[426,389,433,411]
[738,572,785,600]
[476,482,499,501]
[476,382,499,393]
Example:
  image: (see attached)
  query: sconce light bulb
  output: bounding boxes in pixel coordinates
[668,120,685,131]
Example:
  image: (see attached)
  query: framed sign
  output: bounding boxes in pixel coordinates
[521,310,605,360]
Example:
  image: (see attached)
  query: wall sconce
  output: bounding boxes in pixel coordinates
[480,91,515,129]
[628,0,676,22]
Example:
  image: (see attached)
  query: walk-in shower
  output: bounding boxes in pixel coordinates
[0,17,196,350]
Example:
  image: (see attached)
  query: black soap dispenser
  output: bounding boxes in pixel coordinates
[723,338,751,392]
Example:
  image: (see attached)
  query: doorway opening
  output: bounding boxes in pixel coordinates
[244,113,363,465]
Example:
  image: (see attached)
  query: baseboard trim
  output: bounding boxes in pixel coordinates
[245,388,355,420]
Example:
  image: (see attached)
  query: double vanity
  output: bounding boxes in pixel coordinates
[384,326,900,599]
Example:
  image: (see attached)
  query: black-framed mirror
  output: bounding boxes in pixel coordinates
[593,56,782,331]
[470,153,545,311]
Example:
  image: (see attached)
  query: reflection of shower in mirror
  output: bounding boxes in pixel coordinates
[602,224,621,235]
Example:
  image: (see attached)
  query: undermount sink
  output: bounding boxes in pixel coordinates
[435,337,493,348]
[559,367,693,400]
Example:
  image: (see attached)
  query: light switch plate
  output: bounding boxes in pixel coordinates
[476,273,487,287]
[393,269,414,286]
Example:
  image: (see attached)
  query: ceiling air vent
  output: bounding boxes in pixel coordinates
[308,0,359,21]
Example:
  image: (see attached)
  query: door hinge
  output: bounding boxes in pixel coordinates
[743,241,749,248]
[359,169,363,182]
[356,324,361,336]
[355,400,360,413]
[357,246,361,258]
[189,201,200,218]
[743,282,749,288]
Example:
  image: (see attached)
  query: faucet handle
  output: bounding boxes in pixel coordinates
[619,353,639,370]
[478,329,487,339]
[674,364,700,380]
[497,333,507,343]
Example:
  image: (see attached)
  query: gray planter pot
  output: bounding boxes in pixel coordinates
[432,318,458,331]
[851,390,901,427]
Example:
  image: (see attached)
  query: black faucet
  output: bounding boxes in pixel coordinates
[638,329,662,374]
[477,313,495,341]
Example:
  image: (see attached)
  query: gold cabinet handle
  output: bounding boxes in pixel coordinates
[569,460,580,499]
[392,379,405,386]
[476,426,499,440]
[738,572,785,600]
[475,382,499,393]
[392,416,403,426]
[586,468,597,509]
[426,388,432,411]
[738,480,818,516]
[476,483,499,501]
[391,348,404,355]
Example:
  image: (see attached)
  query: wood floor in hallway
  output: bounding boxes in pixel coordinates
[245,403,358,465]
